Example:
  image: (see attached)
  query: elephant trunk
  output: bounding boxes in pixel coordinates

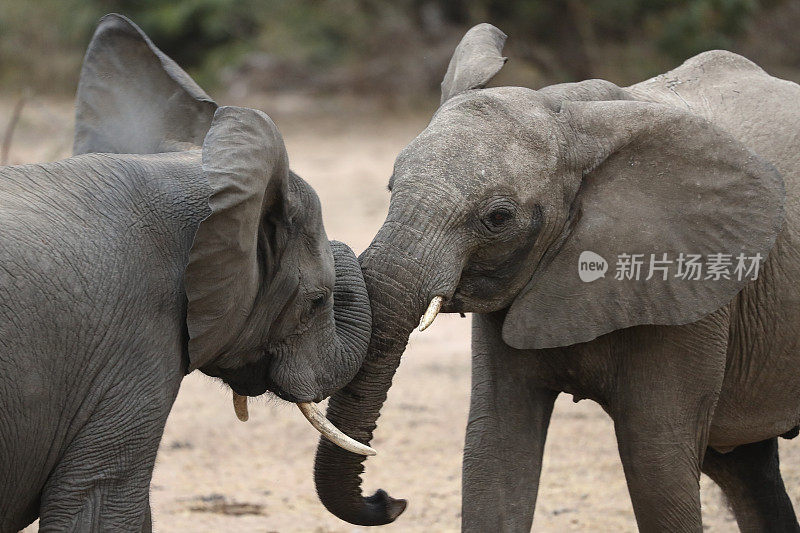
[319,240,373,398]
[314,228,451,525]
[293,240,377,456]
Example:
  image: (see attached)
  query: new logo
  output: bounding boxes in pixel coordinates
[578,251,608,282]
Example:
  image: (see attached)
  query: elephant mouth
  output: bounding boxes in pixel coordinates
[219,357,320,403]
[226,376,309,402]
[218,357,376,456]
[227,380,269,397]
[205,345,375,456]
[207,356,271,397]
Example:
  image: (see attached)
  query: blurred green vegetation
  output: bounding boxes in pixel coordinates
[1,0,798,97]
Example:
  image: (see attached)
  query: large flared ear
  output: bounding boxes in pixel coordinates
[503,100,785,350]
[184,106,289,370]
[440,23,507,104]
[74,13,217,155]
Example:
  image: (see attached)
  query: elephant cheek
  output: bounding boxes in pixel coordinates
[264,350,321,403]
[455,243,543,312]
[266,332,361,402]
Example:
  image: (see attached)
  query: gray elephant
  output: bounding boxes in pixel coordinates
[0,14,373,532]
[312,24,800,532]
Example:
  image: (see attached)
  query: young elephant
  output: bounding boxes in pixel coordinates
[312,24,800,531]
[0,14,372,532]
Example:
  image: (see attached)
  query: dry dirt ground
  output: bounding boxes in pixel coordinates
[4,94,800,532]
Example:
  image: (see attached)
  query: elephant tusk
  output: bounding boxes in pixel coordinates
[418,295,443,331]
[297,402,376,456]
[233,392,249,422]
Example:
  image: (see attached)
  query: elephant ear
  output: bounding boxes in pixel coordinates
[502,100,785,350]
[440,23,507,104]
[184,106,289,370]
[74,13,217,155]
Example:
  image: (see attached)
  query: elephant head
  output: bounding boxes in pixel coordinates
[313,24,785,523]
[74,14,374,455]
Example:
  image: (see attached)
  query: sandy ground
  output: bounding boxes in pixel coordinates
[4,94,800,532]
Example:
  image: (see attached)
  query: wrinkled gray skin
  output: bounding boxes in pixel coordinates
[0,14,370,532]
[314,24,800,531]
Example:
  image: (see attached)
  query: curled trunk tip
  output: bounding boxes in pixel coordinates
[363,489,408,525]
[314,437,407,525]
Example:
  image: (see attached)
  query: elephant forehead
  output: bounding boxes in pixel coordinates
[394,88,559,187]
[288,173,324,228]
[294,191,334,284]
[434,86,558,147]
[392,119,559,199]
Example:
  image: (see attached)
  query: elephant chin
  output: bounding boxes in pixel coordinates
[210,354,332,403]
[201,353,312,402]
[201,356,271,397]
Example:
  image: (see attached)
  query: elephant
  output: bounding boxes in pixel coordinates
[312,23,800,532]
[0,14,373,532]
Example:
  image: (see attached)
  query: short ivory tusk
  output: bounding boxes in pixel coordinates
[297,402,376,456]
[233,392,249,422]
[418,295,443,331]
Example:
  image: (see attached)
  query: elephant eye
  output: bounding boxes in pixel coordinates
[310,289,330,310]
[484,207,514,229]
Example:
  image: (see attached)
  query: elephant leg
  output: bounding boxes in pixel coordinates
[142,496,153,533]
[462,312,559,533]
[611,314,729,532]
[702,438,800,532]
[37,384,168,532]
[38,452,157,532]
[615,422,707,532]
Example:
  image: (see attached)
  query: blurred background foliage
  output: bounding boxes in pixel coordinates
[1,0,799,99]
